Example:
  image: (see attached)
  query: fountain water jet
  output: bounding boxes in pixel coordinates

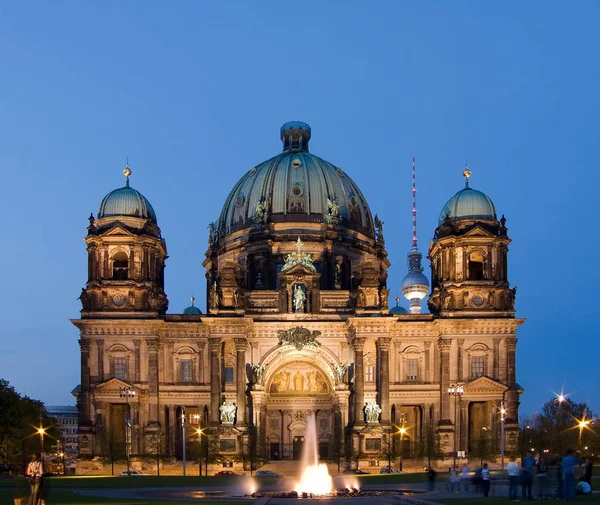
[294,414,333,495]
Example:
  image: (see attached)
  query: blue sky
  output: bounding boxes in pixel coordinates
[0,1,598,416]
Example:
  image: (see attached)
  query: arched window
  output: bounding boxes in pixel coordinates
[111,250,129,280]
[468,251,484,280]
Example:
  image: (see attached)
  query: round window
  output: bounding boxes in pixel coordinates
[234,195,245,208]
[337,168,344,176]
[472,294,485,307]
[291,185,304,197]
[292,158,302,168]
[249,167,257,176]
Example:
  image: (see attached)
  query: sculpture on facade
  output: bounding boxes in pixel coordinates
[282,237,317,273]
[251,363,266,384]
[253,198,269,224]
[77,288,92,310]
[220,401,237,424]
[293,284,306,312]
[207,222,219,247]
[278,326,322,350]
[374,215,385,246]
[324,197,341,224]
[333,363,348,383]
[365,402,382,424]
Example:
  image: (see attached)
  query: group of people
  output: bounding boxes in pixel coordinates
[427,450,593,501]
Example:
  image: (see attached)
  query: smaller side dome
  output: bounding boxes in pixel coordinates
[438,187,496,226]
[182,297,202,315]
[389,299,409,315]
[97,166,158,224]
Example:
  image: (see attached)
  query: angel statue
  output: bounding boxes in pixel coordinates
[324,197,341,224]
[333,363,348,383]
[251,363,266,384]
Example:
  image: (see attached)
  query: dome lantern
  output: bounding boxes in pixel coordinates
[280,121,312,152]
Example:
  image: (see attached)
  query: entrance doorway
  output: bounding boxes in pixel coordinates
[270,442,281,460]
[293,436,304,460]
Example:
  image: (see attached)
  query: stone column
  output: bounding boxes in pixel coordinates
[492,338,500,380]
[457,339,464,382]
[505,337,518,423]
[79,339,91,424]
[168,405,176,456]
[438,338,452,424]
[146,338,160,424]
[131,403,140,454]
[352,336,366,425]
[166,342,174,383]
[235,338,248,426]
[197,342,206,384]
[376,337,391,423]
[209,338,221,424]
[424,341,431,382]
[393,340,402,382]
[96,339,104,381]
[134,340,141,383]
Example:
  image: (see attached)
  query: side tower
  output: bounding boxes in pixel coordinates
[428,167,522,456]
[80,166,168,317]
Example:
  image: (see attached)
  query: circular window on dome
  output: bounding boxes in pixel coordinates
[337,168,344,176]
[292,158,302,168]
[472,294,485,307]
[249,167,257,176]
[291,185,304,197]
[234,195,245,208]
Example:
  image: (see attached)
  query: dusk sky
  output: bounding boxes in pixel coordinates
[0,2,598,417]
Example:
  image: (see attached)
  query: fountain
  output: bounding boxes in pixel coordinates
[294,414,333,495]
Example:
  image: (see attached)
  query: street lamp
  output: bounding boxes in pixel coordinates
[399,426,407,472]
[577,417,591,448]
[448,384,464,471]
[500,402,506,470]
[37,427,46,452]
[181,406,187,476]
[119,386,135,475]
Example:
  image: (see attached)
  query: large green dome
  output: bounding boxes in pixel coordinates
[218,121,374,237]
[98,178,157,224]
[438,185,496,226]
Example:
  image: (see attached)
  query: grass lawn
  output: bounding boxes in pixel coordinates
[3,489,252,505]
[431,497,600,505]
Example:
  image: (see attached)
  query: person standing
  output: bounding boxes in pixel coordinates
[520,451,535,500]
[561,449,578,501]
[26,452,44,505]
[481,463,491,497]
[427,467,437,492]
[537,457,548,498]
[507,457,520,502]
[581,458,593,486]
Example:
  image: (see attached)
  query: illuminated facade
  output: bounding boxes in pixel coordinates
[72,122,523,469]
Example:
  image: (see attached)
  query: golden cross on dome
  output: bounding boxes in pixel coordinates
[296,236,304,254]
[463,161,471,187]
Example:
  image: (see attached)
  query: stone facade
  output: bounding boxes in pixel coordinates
[72,123,523,470]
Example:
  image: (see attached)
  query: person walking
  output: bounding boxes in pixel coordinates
[427,467,437,492]
[26,452,44,505]
[507,457,520,502]
[481,463,491,498]
[461,464,471,492]
[520,451,535,500]
[561,449,578,501]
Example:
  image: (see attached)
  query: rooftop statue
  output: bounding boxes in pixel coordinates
[282,237,316,273]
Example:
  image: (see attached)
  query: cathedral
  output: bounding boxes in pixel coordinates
[72,121,524,471]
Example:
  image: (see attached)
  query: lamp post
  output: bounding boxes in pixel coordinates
[119,386,135,475]
[500,401,506,470]
[448,384,464,471]
[37,427,45,452]
[181,406,187,476]
[195,428,209,476]
[399,425,407,472]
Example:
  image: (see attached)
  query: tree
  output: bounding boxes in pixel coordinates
[101,427,124,475]
[471,429,494,466]
[415,423,443,469]
[0,379,58,471]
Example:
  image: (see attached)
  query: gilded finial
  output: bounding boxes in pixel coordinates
[463,161,471,188]
[123,160,132,187]
[190,296,196,306]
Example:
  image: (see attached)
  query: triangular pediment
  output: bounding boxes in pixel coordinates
[93,377,137,395]
[465,375,509,393]
[279,262,320,277]
[463,226,496,238]
[103,225,135,237]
